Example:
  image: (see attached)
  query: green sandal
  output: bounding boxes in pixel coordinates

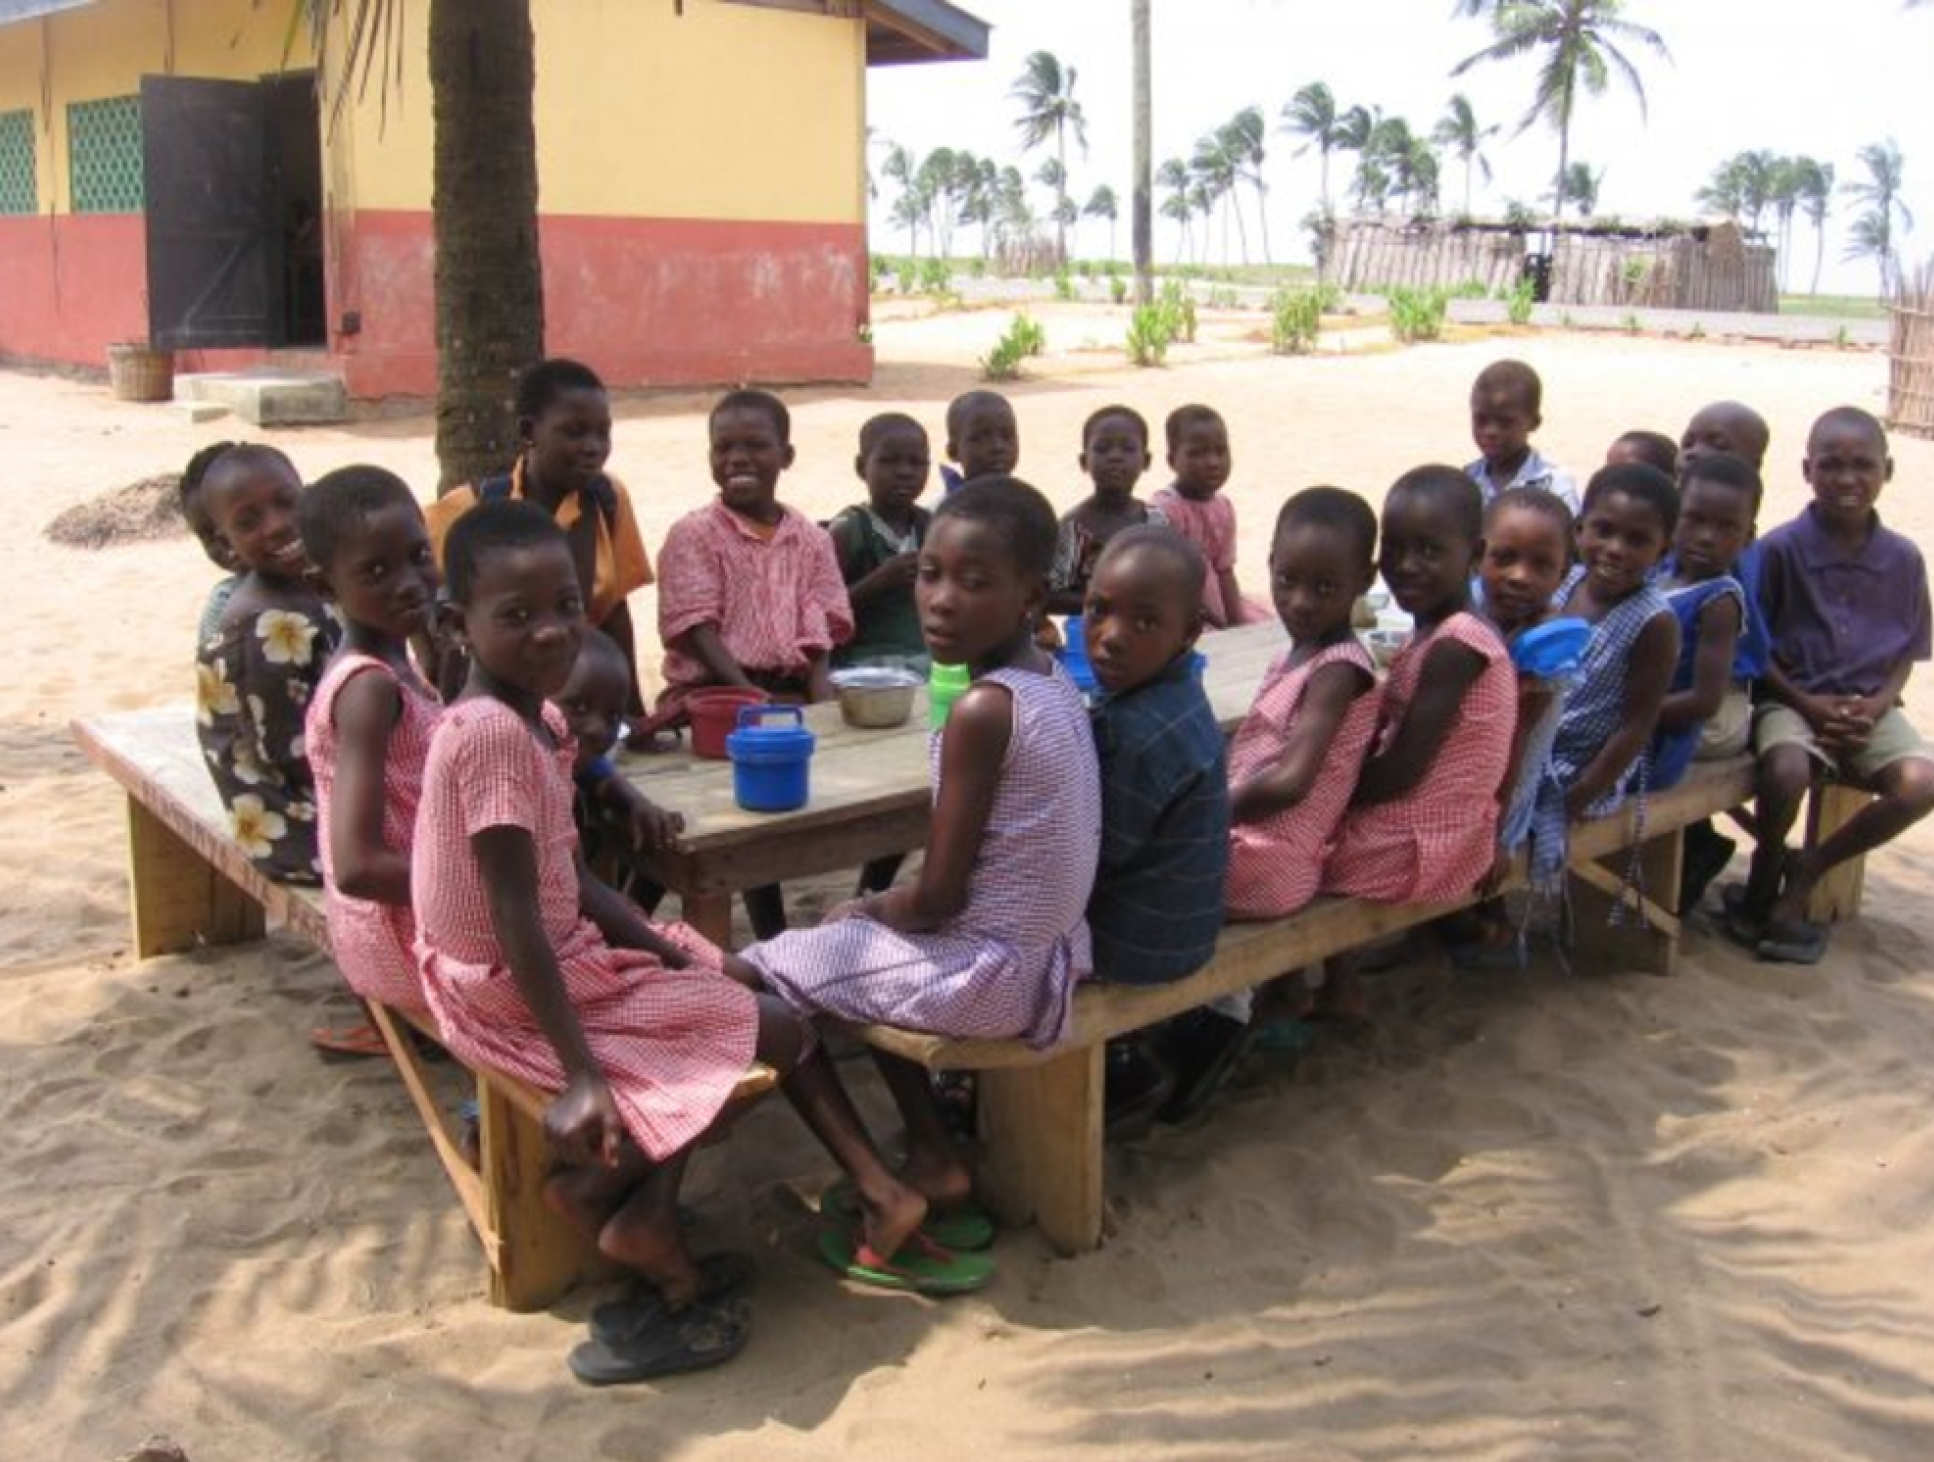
[820,1180,996,1252]
[816,1226,995,1295]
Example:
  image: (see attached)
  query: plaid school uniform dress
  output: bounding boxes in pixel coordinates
[305,653,441,1014]
[1150,489,1271,629]
[412,699,758,1161]
[1225,639,1381,919]
[655,500,854,709]
[742,665,1102,1049]
[1322,612,1516,903]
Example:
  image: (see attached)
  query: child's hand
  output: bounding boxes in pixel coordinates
[822,895,874,924]
[622,791,685,856]
[880,551,919,589]
[1795,692,1843,737]
[1033,617,1065,652]
[545,1072,624,1168]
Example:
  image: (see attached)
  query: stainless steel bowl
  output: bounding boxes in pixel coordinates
[830,666,921,728]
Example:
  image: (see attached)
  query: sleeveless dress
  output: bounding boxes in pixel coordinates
[1150,488,1270,628]
[1650,574,1746,790]
[412,699,758,1161]
[305,652,441,1013]
[1526,567,1675,886]
[1322,611,1516,903]
[742,664,1102,1049]
[1224,639,1381,919]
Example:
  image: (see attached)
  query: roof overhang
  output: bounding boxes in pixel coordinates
[0,0,95,25]
[864,0,988,65]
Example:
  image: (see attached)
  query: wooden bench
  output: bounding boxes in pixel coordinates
[855,756,1758,1256]
[71,707,776,1312]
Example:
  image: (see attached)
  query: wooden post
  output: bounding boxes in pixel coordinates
[126,795,264,957]
[479,1077,601,1311]
[976,1044,1104,1255]
[1568,830,1683,977]
[1806,782,1871,924]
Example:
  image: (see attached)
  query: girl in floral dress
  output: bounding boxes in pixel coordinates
[194,445,338,883]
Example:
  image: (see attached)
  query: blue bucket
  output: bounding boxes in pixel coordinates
[1057,614,1098,697]
[726,704,815,812]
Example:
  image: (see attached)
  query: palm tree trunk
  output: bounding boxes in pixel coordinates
[1320,148,1331,215]
[1232,191,1249,265]
[429,0,544,490]
[1253,183,1271,265]
[1132,0,1152,304]
[1551,123,1570,259]
[1055,127,1068,262]
[1464,160,1473,217]
[1811,221,1825,296]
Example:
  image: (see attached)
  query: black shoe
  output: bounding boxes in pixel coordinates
[1680,820,1737,913]
[1103,1038,1174,1137]
[1154,1010,1253,1124]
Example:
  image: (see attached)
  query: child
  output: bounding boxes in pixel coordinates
[1680,400,1770,473]
[1323,467,1517,903]
[1047,405,1168,616]
[425,358,656,720]
[195,444,339,883]
[1735,407,1934,963]
[1465,359,1579,514]
[829,412,932,671]
[300,467,442,1021]
[416,502,968,1368]
[731,478,1100,1272]
[939,389,1019,494]
[1651,453,1757,790]
[179,442,245,644]
[1226,489,1381,920]
[1151,404,1270,629]
[1606,430,1680,479]
[1525,464,1680,887]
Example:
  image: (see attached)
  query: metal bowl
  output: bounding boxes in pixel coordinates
[830,666,922,728]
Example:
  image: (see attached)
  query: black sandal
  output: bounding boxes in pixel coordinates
[568,1294,751,1386]
[589,1251,756,1347]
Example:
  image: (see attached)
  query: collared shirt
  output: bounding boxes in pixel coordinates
[656,499,853,697]
[1757,503,1931,698]
[1464,448,1580,515]
[1086,653,1230,985]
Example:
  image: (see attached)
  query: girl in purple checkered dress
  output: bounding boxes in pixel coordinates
[732,479,1100,1261]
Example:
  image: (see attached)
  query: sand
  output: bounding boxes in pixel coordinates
[6,305,1934,1460]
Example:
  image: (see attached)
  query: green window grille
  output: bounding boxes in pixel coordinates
[0,110,34,215]
[68,94,142,213]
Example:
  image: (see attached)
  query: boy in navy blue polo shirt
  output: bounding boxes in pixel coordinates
[1082,526,1231,1124]
[1734,407,1934,962]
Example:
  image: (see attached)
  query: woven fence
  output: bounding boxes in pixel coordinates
[1889,259,1934,439]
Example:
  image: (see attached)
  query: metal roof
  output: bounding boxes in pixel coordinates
[0,0,95,25]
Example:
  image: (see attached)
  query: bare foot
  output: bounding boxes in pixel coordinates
[898,1150,975,1210]
[858,1177,928,1263]
[1769,849,1823,927]
[543,1160,641,1236]
[600,1206,704,1308]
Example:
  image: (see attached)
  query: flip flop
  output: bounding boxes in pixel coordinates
[309,1022,388,1058]
[589,1251,756,1346]
[816,1225,995,1295]
[566,1294,751,1386]
[1719,882,1769,950]
[1756,917,1829,966]
[820,1180,996,1252]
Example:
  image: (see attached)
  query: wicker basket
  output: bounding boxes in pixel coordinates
[106,342,175,402]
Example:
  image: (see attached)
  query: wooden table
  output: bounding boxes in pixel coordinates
[620,622,1292,947]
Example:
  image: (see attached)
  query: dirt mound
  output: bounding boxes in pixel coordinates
[44,474,187,549]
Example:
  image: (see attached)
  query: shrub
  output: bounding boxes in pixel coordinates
[1011,311,1047,356]
[1158,280,1198,342]
[1835,324,1851,350]
[1506,278,1536,326]
[1451,278,1490,300]
[1688,319,1705,340]
[1622,312,1641,336]
[895,263,916,295]
[1126,304,1172,366]
[919,257,952,296]
[1109,275,1128,305]
[1053,266,1076,302]
[869,254,889,291]
[1387,286,1449,343]
[980,312,1045,381]
[968,256,987,278]
[1269,288,1323,354]
[1076,259,1095,280]
[1208,285,1240,310]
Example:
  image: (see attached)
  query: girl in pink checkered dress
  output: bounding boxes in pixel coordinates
[1323,467,1516,903]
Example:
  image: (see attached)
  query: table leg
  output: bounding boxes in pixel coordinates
[126,795,264,957]
[683,890,734,952]
[1806,782,1871,924]
[977,1044,1105,1254]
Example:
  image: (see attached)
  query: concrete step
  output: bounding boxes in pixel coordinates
[175,369,348,426]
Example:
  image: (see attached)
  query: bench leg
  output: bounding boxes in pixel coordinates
[479,1076,603,1311]
[126,795,264,957]
[976,1045,1104,1255]
[1805,783,1871,925]
[1569,829,1683,977]
[683,891,734,952]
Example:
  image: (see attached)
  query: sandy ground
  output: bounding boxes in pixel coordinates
[6,304,1934,1460]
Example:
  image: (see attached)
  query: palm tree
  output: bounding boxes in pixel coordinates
[1552,161,1603,217]
[1011,50,1088,260]
[1798,158,1835,296]
[1223,106,1272,263]
[1433,93,1498,215]
[1084,184,1120,263]
[1695,154,1746,220]
[1132,0,1153,302]
[1191,132,1244,264]
[1767,156,1807,292]
[1843,139,1912,296]
[1453,0,1669,234]
[882,144,919,253]
[1369,116,1420,213]
[1158,157,1193,262]
[1352,155,1391,214]
[1280,82,1344,214]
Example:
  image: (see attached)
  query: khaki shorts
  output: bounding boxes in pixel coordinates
[1696,684,1753,761]
[1753,701,1931,783]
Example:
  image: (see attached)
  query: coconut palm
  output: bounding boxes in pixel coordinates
[1433,93,1498,215]
[1695,155,1746,220]
[1452,0,1669,233]
[1158,157,1194,262]
[1133,0,1153,301]
[1843,139,1912,296]
[1011,50,1088,259]
[1280,82,1345,214]
[882,143,921,253]
[1767,156,1807,291]
[1352,155,1391,214]
[1192,131,1246,264]
[1552,161,1603,217]
[1223,106,1272,263]
[1798,158,1835,296]
[1084,184,1120,263]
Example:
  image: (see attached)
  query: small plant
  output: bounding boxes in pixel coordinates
[1269,288,1323,355]
[1208,285,1240,310]
[1506,278,1536,327]
[919,256,952,296]
[1386,286,1449,343]
[1105,258,1124,278]
[1077,259,1095,280]
[1835,324,1851,350]
[968,256,987,278]
[1126,303,1172,366]
[1053,266,1077,302]
[1451,278,1490,300]
[980,312,1045,381]
[1560,311,1576,329]
[1622,312,1641,336]
[1312,281,1343,314]
[1109,275,1128,305]
[856,321,873,346]
[869,254,889,292]
[896,263,916,296]
[1158,280,1198,342]
[1688,319,1705,340]
[1011,311,1047,356]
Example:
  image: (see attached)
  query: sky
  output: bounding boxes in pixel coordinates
[866,0,1934,296]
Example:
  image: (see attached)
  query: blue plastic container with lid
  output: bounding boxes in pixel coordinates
[726,705,815,812]
[1058,613,1099,698]
[1512,616,1592,681]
